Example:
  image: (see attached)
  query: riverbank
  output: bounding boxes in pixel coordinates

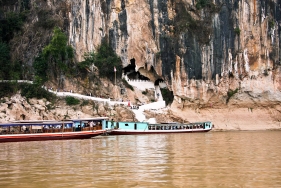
[1,94,281,131]
[169,106,281,131]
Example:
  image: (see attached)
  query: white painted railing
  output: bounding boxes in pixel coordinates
[0,80,33,84]
[50,91,111,102]
[127,80,155,91]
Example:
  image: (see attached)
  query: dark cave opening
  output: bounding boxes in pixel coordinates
[123,58,149,81]
[154,79,164,86]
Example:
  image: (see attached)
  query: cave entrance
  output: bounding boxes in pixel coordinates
[154,79,164,86]
[123,58,149,81]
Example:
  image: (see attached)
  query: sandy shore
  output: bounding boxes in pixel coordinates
[170,107,281,131]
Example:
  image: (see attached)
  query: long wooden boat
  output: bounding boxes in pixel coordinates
[0,117,109,142]
[107,121,212,135]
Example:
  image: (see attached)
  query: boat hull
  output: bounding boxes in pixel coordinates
[0,130,105,142]
[108,129,211,135]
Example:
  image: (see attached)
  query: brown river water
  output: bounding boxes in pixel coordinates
[0,131,280,188]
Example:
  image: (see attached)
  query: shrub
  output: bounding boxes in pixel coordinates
[33,27,74,85]
[81,40,122,80]
[20,83,56,101]
[0,82,17,98]
[0,82,56,101]
[0,11,29,42]
[80,100,89,106]
[269,20,275,29]
[226,88,238,103]
[65,96,80,105]
[234,27,241,35]
[196,0,211,9]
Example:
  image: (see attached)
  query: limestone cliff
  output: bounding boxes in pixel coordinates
[65,0,281,107]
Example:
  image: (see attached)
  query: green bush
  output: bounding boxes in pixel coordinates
[80,100,89,106]
[0,42,11,79]
[0,11,29,42]
[81,40,122,80]
[65,96,80,105]
[226,88,238,103]
[234,27,241,35]
[196,0,211,9]
[269,20,275,29]
[33,27,74,84]
[20,83,56,101]
[0,82,56,101]
[0,82,17,98]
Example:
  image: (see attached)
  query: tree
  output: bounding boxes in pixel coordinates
[80,40,122,80]
[33,27,74,85]
[43,27,74,73]
[0,42,10,79]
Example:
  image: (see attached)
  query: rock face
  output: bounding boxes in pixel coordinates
[65,0,281,106]
[0,94,135,123]
[63,0,281,129]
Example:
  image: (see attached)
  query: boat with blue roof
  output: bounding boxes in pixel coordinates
[0,117,108,142]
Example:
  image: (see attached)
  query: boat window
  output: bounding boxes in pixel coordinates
[10,125,20,133]
[134,123,137,130]
[125,124,129,126]
[0,126,8,134]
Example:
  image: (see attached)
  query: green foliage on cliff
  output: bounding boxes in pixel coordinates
[0,82,17,98]
[0,11,29,42]
[43,27,74,71]
[33,54,48,83]
[234,27,241,35]
[20,83,56,100]
[196,0,211,9]
[65,96,80,105]
[269,20,275,29]
[0,42,23,80]
[0,9,29,80]
[226,88,239,103]
[79,40,122,80]
[0,82,56,101]
[0,42,11,79]
[33,27,74,84]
